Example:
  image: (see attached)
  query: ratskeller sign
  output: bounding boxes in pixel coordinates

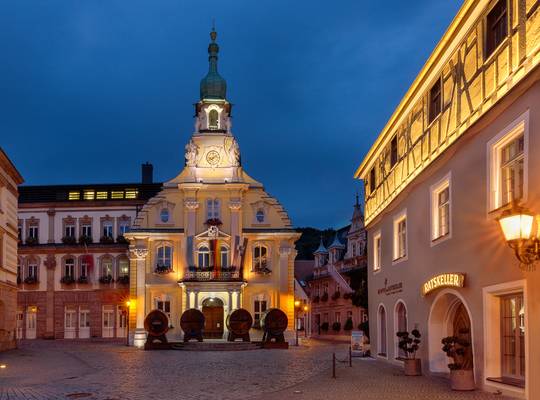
[421,273,465,296]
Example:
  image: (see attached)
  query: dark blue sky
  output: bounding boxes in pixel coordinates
[1,0,462,229]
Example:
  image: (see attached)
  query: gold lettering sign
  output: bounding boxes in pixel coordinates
[421,273,465,296]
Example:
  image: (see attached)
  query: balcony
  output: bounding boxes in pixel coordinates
[182,269,242,282]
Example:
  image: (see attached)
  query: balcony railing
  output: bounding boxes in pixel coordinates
[182,269,242,282]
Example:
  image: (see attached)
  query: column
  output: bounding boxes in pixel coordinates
[46,209,55,244]
[186,288,191,309]
[279,244,294,331]
[228,198,242,265]
[184,199,199,268]
[194,290,200,309]
[43,255,56,338]
[130,246,148,348]
[228,291,233,312]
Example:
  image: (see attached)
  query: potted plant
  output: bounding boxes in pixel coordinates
[79,235,93,245]
[25,236,39,246]
[117,275,129,285]
[321,292,329,302]
[77,276,89,284]
[344,318,353,331]
[332,322,341,332]
[60,275,75,284]
[396,330,422,376]
[320,322,329,332]
[24,276,38,285]
[205,218,223,226]
[116,235,129,244]
[61,236,77,245]
[155,264,172,274]
[100,235,114,244]
[441,330,475,391]
[99,275,113,284]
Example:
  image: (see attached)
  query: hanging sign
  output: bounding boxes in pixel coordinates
[421,273,465,296]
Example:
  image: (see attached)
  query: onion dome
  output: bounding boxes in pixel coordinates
[313,237,328,255]
[200,28,227,100]
[328,233,345,249]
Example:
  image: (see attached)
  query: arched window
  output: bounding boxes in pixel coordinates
[101,256,113,278]
[208,109,219,129]
[220,246,229,269]
[378,304,387,357]
[253,244,268,272]
[256,209,265,223]
[160,208,170,223]
[198,246,210,268]
[156,245,172,269]
[395,301,408,358]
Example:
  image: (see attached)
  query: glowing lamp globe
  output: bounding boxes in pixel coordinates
[498,207,534,242]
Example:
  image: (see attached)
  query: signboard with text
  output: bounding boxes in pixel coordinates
[421,273,465,296]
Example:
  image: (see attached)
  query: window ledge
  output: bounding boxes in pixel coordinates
[486,377,525,389]
[431,233,451,247]
[392,255,408,266]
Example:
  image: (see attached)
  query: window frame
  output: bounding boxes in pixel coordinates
[485,0,508,60]
[156,244,173,269]
[487,111,529,213]
[206,198,221,220]
[252,243,269,272]
[373,230,382,272]
[390,135,398,168]
[392,210,408,264]
[428,78,442,123]
[430,172,452,245]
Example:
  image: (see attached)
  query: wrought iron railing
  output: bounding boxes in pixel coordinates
[182,270,242,282]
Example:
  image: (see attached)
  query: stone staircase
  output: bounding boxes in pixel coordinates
[171,341,261,351]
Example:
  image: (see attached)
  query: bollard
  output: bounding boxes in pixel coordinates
[349,346,352,367]
[332,352,336,379]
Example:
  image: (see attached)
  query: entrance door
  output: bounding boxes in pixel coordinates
[102,306,114,338]
[79,309,90,338]
[64,309,77,339]
[453,303,473,369]
[16,311,24,339]
[116,306,127,338]
[26,308,37,339]
[202,298,224,339]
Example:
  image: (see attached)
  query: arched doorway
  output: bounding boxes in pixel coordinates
[395,301,408,358]
[202,298,224,339]
[428,291,474,374]
[378,304,387,357]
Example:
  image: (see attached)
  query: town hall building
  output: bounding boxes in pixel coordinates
[125,29,300,347]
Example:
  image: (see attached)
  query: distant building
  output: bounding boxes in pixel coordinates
[0,148,24,351]
[355,1,540,398]
[125,29,300,347]
[307,198,367,339]
[17,167,161,340]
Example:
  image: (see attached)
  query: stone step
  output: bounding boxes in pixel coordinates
[172,341,261,351]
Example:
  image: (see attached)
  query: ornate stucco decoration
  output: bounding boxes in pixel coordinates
[184,198,200,210]
[229,198,242,211]
[44,254,56,270]
[185,140,199,167]
[131,247,149,260]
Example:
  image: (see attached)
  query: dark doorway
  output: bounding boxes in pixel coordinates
[202,298,224,339]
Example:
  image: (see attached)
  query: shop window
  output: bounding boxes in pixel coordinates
[485,0,508,58]
[500,293,525,382]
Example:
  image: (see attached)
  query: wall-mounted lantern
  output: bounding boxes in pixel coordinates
[498,202,540,271]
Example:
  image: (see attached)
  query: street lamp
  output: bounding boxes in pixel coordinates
[125,300,131,346]
[294,300,301,346]
[498,202,540,271]
[303,305,308,338]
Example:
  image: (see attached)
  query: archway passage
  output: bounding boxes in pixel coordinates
[202,298,224,339]
[428,291,474,374]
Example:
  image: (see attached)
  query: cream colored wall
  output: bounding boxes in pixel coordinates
[367,80,540,398]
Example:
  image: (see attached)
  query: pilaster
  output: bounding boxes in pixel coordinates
[129,245,148,348]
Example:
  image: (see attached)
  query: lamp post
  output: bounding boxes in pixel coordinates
[294,300,301,346]
[125,300,131,346]
[303,305,309,338]
[497,202,540,271]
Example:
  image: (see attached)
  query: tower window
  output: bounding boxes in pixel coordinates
[209,109,219,130]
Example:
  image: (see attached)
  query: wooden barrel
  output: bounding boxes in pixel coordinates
[261,308,288,337]
[144,309,169,337]
[180,308,205,342]
[226,308,253,336]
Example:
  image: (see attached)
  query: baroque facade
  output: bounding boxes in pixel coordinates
[0,149,23,351]
[356,0,540,398]
[17,172,161,340]
[307,198,368,339]
[125,29,300,347]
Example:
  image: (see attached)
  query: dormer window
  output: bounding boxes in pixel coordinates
[209,109,219,130]
[256,209,265,223]
[160,209,170,223]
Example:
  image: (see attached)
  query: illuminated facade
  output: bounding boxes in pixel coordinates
[0,149,23,351]
[125,29,300,347]
[356,1,540,398]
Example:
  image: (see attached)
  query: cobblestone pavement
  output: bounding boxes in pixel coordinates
[0,340,512,400]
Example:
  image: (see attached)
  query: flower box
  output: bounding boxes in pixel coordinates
[154,264,172,274]
[117,275,129,285]
[99,236,115,244]
[25,236,39,246]
[78,235,93,245]
[99,275,113,284]
[77,276,89,284]
[60,276,75,285]
[116,235,129,244]
[24,276,38,285]
[61,236,77,245]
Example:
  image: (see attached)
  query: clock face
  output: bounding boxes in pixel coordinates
[206,150,220,166]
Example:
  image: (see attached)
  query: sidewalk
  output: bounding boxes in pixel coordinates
[258,356,512,400]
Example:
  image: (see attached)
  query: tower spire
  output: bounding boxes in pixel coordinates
[200,26,227,100]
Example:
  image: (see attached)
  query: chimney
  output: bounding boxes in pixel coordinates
[141,162,153,184]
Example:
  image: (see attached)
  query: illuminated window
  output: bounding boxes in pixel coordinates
[429,79,442,123]
[431,173,452,242]
[156,244,172,269]
[96,191,108,200]
[485,0,508,58]
[83,190,95,200]
[373,231,382,271]
[206,199,221,220]
[117,258,129,277]
[209,109,219,129]
[68,191,80,200]
[197,246,210,268]
[254,300,267,325]
[252,244,268,272]
[111,191,124,199]
[500,293,525,382]
[125,189,138,199]
[393,211,407,262]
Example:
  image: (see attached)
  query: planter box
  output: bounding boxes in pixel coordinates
[450,369,475,391]
[403,359,422,376]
